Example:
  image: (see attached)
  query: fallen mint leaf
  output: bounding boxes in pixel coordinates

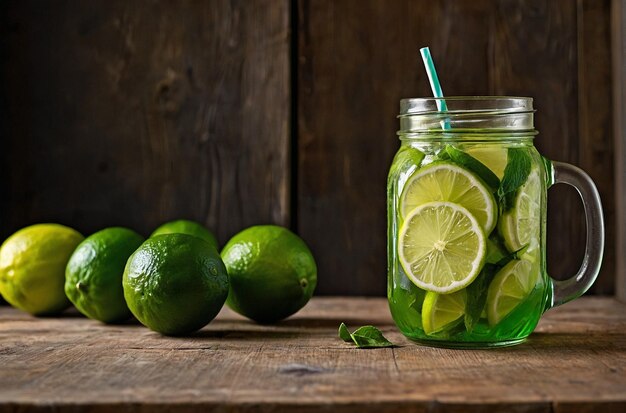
[338,324,395,348]
[338,322,352,342]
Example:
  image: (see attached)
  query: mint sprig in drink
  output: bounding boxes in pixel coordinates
[387,50,605,348]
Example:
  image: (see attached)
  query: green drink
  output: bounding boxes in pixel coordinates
[387,97,604,348]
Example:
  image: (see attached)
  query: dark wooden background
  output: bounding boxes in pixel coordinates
[0,0,617,296]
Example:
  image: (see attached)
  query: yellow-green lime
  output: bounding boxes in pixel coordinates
[400,162,497,234]
[465,145,508,179]
[486,259,538,326]
[221,225,317,323]
[65,227,144,323]
[123,234,229,335]
[422,289,467,335]
[151,219,218,251]
[0,224,84,315]
[398,201,486,293]
[497,171,541,255]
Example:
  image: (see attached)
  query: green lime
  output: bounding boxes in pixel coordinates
[400,162,497,234]
[123,234,229,335]
[486,259,538,326]
[65,227,144,323]
[221,225,317,323]
[464,145,508,179]
[151,219,218,251]
[497,170,541,255]
[0,224,84,315]
[398,201,486,293]
[422,289,467,335]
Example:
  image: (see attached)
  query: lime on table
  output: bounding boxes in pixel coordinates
[65,227,144,323]
[400,162,497,234]
[465,145,508,179]
[398,201,486,293]
[0,224,84,315]
[486,259,538,326]
[498,171,541,255]
[221,225,317,323]
[151,219,219,251]
[422,289,467,335]
[123,234,229,335]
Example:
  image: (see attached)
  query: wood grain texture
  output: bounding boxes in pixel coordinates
[296,0,615,295]
[614,0,626,302]
[0,0,291,245]
[0,297,625,412]
[575,0,615,294]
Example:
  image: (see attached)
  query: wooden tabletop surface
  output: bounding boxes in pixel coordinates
[1,296,625,413]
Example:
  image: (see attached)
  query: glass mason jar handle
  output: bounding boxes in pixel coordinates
[548,161,605,308]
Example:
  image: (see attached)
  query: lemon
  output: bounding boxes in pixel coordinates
[422,289,467,335]
[400,162,497,234]
[123,234,229,335]
[486,259,538,326]
[498,171,541,254]
[398,201,486,293]
[151,219,218,251]
[65,227,144,323]
[465,145,508,179]
[221,225,317,323]
[0,224,84,315]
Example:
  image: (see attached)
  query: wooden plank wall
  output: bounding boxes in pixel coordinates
[0,0,618,296]
[0,0,291,245]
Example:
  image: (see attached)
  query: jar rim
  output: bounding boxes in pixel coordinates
[399,96,534,117]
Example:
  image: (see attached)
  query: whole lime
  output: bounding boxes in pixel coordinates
[221,225,317,323]
[65,227,144,323]
[0,224,84,315]
[150,219,218,251]
[123,234,229,335]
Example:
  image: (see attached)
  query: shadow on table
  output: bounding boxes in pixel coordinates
[280,317,394,328]
[179,317,393,340]
[515,332,625,352]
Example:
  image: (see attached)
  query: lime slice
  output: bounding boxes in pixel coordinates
[398,201,486,293]
[497,171,541,254]
[465,145,508,179]
[445,146,500,190]
[400,162,497,234]
[422,289,467,335]
[486,259,538,326]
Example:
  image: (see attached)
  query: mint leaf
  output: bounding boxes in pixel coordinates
[498,148,531,211]
[408,288,426,313]
[445,145,500,190]
[485,236,508,264]
[495,245,529,267]
[338,324,395,348]
[338,323,352,342]
[464,264,499,332]
[351,326,394,348]
[464,245,529,332]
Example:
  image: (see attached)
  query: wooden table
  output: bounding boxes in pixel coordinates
[1,297,625,412]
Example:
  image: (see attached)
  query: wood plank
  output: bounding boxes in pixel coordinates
[0,0,291,245]
[297,0,614,295]
[576,0,615,294]
[613,0,626,302]
[0,296,625,412]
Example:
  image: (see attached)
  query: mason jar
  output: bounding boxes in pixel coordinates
[387,97,604,348]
